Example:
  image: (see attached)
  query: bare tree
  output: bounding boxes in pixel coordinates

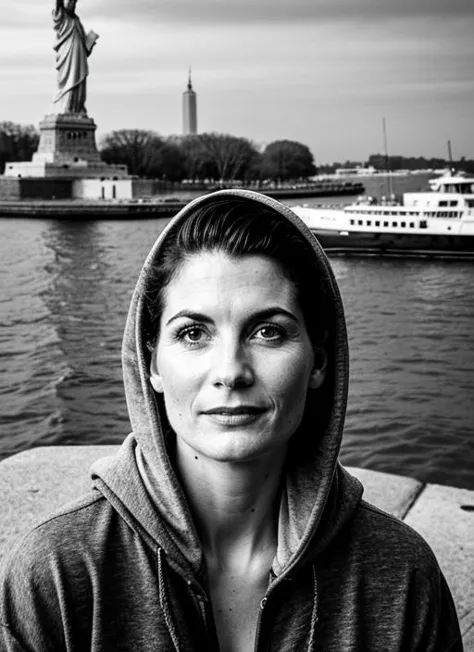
[176,135,208,181]
[198,133,260,183]
[100,129,163,177]
[0,122,39,173]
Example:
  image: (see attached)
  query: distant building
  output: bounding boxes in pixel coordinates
[182,69,197,135]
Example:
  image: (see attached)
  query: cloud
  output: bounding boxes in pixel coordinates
[90,0,474,25]
[1,2,53,28]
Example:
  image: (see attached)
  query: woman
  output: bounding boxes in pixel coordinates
[0,191,462,650]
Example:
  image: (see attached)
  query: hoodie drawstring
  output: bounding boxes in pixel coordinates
[307,564,319,652]
[157,547,183,652]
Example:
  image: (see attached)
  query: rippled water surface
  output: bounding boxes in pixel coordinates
[1,183,473,489]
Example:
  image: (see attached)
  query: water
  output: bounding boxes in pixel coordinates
[1,176,473,489]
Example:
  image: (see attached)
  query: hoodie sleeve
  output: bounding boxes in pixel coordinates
[408,567,464,652]
[357,504,464,652]
[0,529,77,651]
[0,500,103,652]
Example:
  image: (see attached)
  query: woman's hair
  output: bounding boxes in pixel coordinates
[144,197,331,350]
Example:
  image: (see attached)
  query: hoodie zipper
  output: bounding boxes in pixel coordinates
[253,573,275,652]
[253,596,266,652]
[194,590,221,651]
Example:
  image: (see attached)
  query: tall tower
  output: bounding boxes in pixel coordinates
[182,68,197,135]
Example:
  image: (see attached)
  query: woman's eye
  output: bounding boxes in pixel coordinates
[254,325,284,341]
[178,326,208,343]
[186,328,202,341]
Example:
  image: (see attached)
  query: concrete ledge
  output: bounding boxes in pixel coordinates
[403,483,474,646]
[0,446,472,647]
[345,465,423,519]
[0,446,118,554]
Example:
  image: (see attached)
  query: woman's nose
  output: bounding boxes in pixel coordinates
[211,341,254,389]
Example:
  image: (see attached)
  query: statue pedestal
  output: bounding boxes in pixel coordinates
[4,113,128,180]
[33,113,102,165]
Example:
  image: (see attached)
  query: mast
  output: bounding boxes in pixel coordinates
[447,140,454,173]
[382,116,394,198]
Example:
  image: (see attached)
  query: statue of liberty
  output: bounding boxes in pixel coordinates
[52,0,99,114]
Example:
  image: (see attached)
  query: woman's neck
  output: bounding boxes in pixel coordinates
[175,441,286,571]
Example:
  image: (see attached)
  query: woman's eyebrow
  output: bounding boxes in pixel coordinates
[250,307,298,323]
[165,311,212,326]
[165,307,299,328]
[165,306,298,326]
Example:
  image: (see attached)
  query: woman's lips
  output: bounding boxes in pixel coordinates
[202,406,266,426]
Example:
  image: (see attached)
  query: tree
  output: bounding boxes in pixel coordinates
[176,135,209,180]
[0,122,39,173]
[197,133,261,183]
[100,129,164,177]
[260,140,316,181]
[147,138,187,182]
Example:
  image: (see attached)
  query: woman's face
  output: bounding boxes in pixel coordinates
[150,251,325,464]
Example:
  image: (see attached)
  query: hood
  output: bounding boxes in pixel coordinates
[92,189,363,581]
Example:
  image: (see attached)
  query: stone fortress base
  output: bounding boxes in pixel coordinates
[4,113,127,180]
[1,112,129,201]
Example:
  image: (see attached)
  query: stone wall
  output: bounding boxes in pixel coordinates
[0,178,21,200]
[0,177,73,200]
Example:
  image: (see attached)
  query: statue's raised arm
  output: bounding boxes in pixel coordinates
[52,0,99,115]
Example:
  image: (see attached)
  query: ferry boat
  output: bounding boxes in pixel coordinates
[291,173,474,258]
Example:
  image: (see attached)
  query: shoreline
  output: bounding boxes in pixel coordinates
[0,182,365,219]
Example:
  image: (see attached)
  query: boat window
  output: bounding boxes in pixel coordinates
[383,221,389,227]
[375,221,380,226]
[439,200,448,207]
[401,222,406,227]
[392,222,397,227]
[466,199,474,207]
[449,201,458,207]
[350,219,355,225]
[366,221,372,226]
[410,222,415,228]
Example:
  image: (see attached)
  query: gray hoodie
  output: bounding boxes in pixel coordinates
[0,190,462,651]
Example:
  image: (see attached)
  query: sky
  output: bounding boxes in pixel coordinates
[1,0,473,164]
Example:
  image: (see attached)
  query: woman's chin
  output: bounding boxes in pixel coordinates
[178,428,288,466]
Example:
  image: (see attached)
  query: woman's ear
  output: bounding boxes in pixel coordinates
[149,347,164,393]
[309,347,327,389]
